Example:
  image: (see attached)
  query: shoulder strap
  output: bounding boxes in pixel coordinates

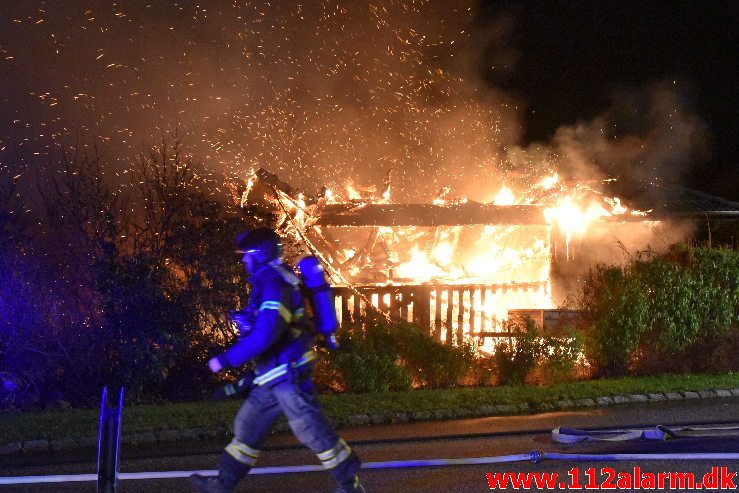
[268,260,301,288]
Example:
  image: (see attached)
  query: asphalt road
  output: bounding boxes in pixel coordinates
[2,398,738,492]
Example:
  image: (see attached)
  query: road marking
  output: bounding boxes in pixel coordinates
[1,452,738,485]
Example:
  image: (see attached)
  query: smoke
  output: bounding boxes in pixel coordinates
[210,0,526,201]
[548,81,709,187]
[531,82,709,294]
[0,1,524,201]
[1,0,720,315]
[522,83,710,303]
[0,1,713,209]
[550,219,697,306]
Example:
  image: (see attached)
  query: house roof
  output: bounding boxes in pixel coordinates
[315,203,547,226]
[603,181,739,219]
[245,168,739,226]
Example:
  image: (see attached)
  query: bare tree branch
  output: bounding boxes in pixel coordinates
[133,128,198,258]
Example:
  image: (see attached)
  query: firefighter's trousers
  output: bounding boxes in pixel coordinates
[222,370,361,484]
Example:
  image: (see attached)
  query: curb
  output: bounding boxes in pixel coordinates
[3,387,739,456]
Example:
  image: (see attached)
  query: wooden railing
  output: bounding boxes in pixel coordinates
[332,282,550,344]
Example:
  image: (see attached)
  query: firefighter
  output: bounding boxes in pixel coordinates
[190,228,365,493]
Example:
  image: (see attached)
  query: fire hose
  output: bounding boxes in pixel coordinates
[2,451,739,485]
[2,425,738,485]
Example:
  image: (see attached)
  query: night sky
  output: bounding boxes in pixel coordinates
[488,1,739,201]
[1,1,736,204]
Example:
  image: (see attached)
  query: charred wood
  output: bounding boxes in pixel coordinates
[316,203,548,226]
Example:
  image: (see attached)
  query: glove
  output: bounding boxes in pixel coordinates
[208,356,224,373]
[230,310,253,335]
[212,383,238,402]
[212,371,255,401]
[323,334,339,351]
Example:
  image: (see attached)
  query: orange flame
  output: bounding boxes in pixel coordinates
[346,182,361,200]
[544,196,613,258]
[538,173,559,190]
[492,185,515,205]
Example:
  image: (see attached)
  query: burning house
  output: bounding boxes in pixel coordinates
[240,168,739,353]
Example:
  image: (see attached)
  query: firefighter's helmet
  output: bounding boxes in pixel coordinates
[235,228,283,267]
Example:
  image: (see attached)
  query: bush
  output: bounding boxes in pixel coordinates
[582,245,739,376]
[327,316,478,391]
[310,353,345,394]
[581,265,649,376]
[466,353,497,386]
[637,257,704,352]
[492,316,585,385]
[688,247,739,341]
[392,320,476,388]
[329,315,584,389]
[633,246,739,374]
[538,330,584,384]
[493,316,541,385]
[331,349,412,393]
[94,254,191,402]
[328,322,412,393]
[0,250,65,408]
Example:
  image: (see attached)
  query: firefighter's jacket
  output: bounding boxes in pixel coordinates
[215,260,315,386]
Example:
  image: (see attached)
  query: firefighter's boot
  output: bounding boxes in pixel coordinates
[189,473,234,493]
[335,475,367,493]
[190,450,250,493]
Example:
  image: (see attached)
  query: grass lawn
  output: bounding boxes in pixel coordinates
[0,373,737,444]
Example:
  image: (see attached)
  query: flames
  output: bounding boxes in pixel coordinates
[395,246,442,281]
[241,168,649,342]
[538,173,559,190]
[542,191,647,259]
[492,185,515,205]
[346,183,361,201]
[389,226,550,286]
[543,196,610,256]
